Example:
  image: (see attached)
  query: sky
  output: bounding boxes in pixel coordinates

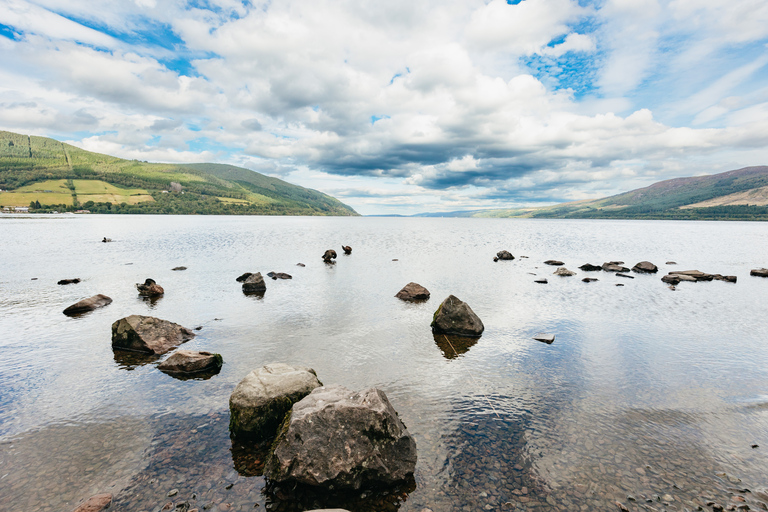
[1,0,768,215]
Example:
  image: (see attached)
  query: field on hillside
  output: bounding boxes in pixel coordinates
[0,179,153,207]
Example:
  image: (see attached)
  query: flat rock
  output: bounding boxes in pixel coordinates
[265,385,417,490]
[296,263,306,267]
[58,278,81,285]
[533,333,555,344]
[666,261,677,265]
[713,274,737,283]
[579,263,602,271]
[171,266,187,271]
[582,277,598,282]
[632,261,658,273]
[553,267,576,276]
[395,282,430,301]
[242,272,266,293]
[63,294,113,315]
[111,315,195,354]
[751,268,768,277]
[229,363,321,440]
[661,274,681,284]
[158,350,223,374]
[603,262,630,272]
[616,273,634,279]
[136,278,164,296]
[71,493,112,512]
[496,250,515,261]
[669,270,714,281]
[267,272,292,280]
[544,260,564,266]
[534,278,548,284]
[431,295,484,337]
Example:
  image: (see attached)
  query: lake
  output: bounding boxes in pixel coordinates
[1,215,768,512]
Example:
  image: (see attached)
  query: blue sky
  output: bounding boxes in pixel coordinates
[1,0,767,215]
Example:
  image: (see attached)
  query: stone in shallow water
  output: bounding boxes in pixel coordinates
[242,272,267,294]
[111,315,195,354]
[431,295,484,337]
[544,260,564,266]
[158,350,222,374]
[553,267,576,276]
[533,333,555,344]
[632,261,658,273]
[63,294,112,315]
[71,493,112,512]
[395,282,430,301]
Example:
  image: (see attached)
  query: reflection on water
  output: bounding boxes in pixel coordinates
[3,216,768,511]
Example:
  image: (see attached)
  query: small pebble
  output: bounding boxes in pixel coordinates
[168,489,178,497]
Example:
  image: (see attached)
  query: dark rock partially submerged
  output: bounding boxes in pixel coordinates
[534,278,548,284]
[229,363,321,440]
[579,263,602,271]
[242,272,267,294]
[751,268,768,277]
[616,273,634,279]
[136,278,164,296]
[533,333,555,344]
[58,278,81,285]
[582,277,598,283]
[431,295,484,337]
[544,260,564,266]
[265,385,417,490]
[632,261,658,273]
[553,267,576,276]
[661,274,681,285]
[267,272,292,280]
[158,349,223,374]
[111,315,195,354]
[171,266,187,271]
[236,272,253,282]
[496,250,514,261]
[602,262,630,272]
[395,282,430,301]
[63,294,112,315]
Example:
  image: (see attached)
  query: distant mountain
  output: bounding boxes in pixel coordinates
[418,166,768,220]
[0,131,357,216]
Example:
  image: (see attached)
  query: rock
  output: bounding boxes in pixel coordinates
[632,261,658,273]
[71,493,112,512]
[582,277,598,283]
[229,363,322,440]
[322,249,337,263]
[669,270,714,281]
[111,315,195,354]
[496,250,514,260]
[101,237,111,243]
[63,294,113,315]
[713,274,737,283]
[615,283,624,286]
[533,333,555,344]
[553,267,576,276]
[58,278,81,285]
[602,262,630,272]
[158,350,223,374]
[661,274,681,284]
[265,385,417,490]
[342,245,352,254]
[430,295,484,337]
[236,272,253,282]
[172,266,187,271]
[616,273,634,279]
[666,261,677,265]
[579,263,602,271]
[266,272,292,280]
[544,260,564,266]
[534,278,548,284]
[136,278,164,296]
[750,268,768,277]
[296,263,305,267]
[616,503,629,512]
[242,272,266,294]
[395,282,430,301]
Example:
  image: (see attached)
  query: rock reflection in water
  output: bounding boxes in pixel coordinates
[139,294,162,308]
[112,350,161,370]
[433,332,478,359]
[230,436,269,477]
[264,477,416,512]
[159,365,222,381]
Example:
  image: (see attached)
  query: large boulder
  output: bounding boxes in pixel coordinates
[229,363,322,440]
[496,250,514,261]
[158,350,223,374]
[431,295,484,337]
[265,385,417,490]
[136,278,164,296]
[111,315,195,354]
[71,493,112,512]
[751,268,768,277]
[579,263,602,271]
[395,282,430,301]
[242,272,267,293]
[63,294,112,315]
[632,261,658,273]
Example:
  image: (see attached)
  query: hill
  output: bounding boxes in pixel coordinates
[0,131,357,216]
[421,166,768,220]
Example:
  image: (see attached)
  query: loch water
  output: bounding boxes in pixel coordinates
[1,215,768,512]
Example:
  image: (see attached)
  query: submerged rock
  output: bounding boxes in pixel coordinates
[229,363,321,440]
[632,261,658,273]
[431,295,484,337]
[63,294,112,315]
[71,493,112,512]
[579,263,602,271]
[496,250,514,261]
[265,385,417,490]
[395,282,430,301]
[342,245,352,254]
[158,349,223,374]
[553,267,576,276]
[544,260,564,266]
[242,272,267,294]
[58,278,81,285]
[111,315,195,354]
[322,249,337,263]
[751,268,768,277]
[136,278,164,296]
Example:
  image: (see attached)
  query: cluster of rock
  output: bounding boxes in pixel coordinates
[238,272,267,294]
[229,364,417,491]
[661,270,737,284]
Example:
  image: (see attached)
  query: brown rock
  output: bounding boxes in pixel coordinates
[602,262,630,272]
[71,493,112,512]
[111,315,195,354]
[395,282,430,301]
[58,278,81,285]
[63,294,112,315]
[553,267,576,276]
[496,250,514,260]
[661,274,681,285]
[579,263,602,271]
[669,270,714,281]
[431,295,484,337]
[136,278,164,296]
[158,350,223,374]
[582,277,598,282]
[236,272,253,282]
[632,261,658,273]
[750,268,768,277]
[267,272,292,280]
[242,272,266,293]
[342,245,352,254]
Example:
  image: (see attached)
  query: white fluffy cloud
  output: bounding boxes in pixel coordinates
[0,0,767,214]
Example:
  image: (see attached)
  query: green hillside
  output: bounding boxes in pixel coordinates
[0,131,358,216]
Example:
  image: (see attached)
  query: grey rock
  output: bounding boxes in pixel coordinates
[750,268,768,277]
[158,350,223,374]
[71,493,112,512]
[661,274,681,285]
[63,294,112,315]
[579,263,602,271]
[431,295,484,337]
[533,333,555,344]
[296,263,306,267]
[534,278,548,284]
[632,261,658,273]
[111,315,195,354]
[666,261,677,265]
[496,250,514,260]
[603,262,630,272]
[265,385,417,490]
[229,363,321,440]
[544,260,564,266]
[242,272,266,293]
[136,278,164,296]
[395,282,430,301]
[267,272,292,280]
[58,278,81,285]
[553,267,576,276]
